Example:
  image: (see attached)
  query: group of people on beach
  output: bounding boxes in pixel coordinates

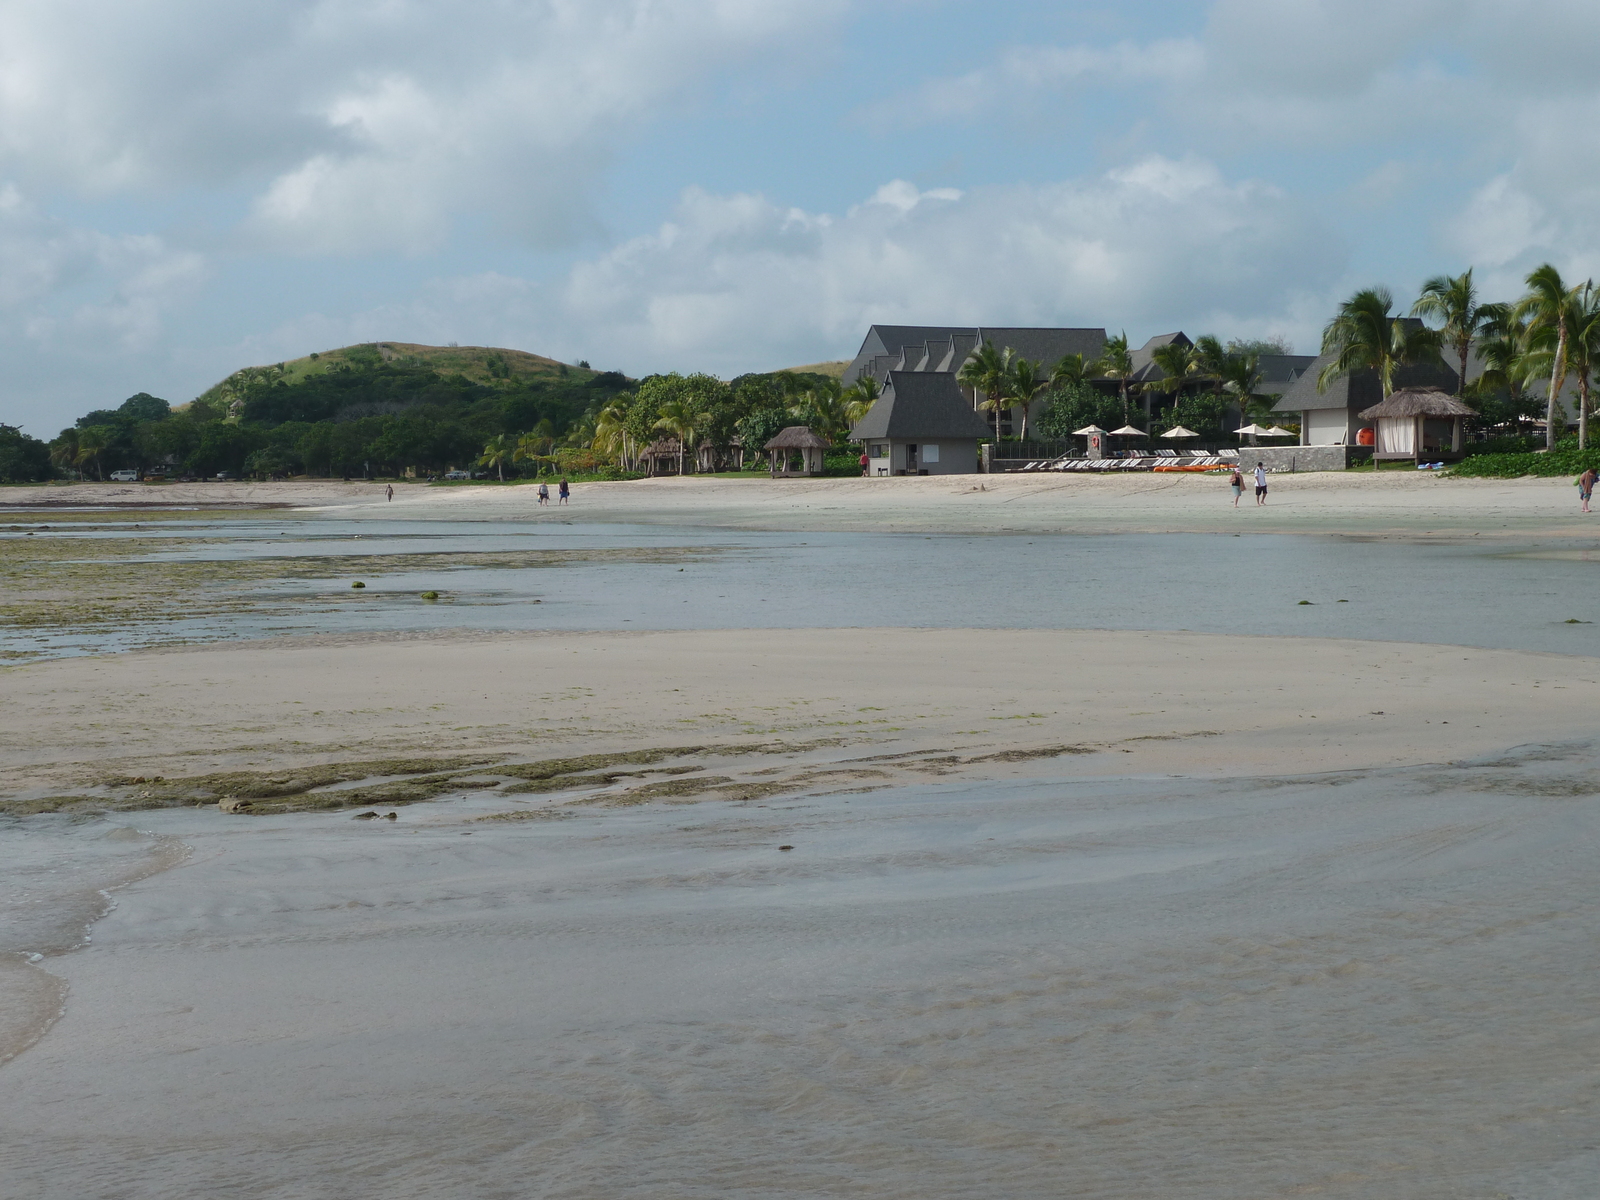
[1229,462,1269,507]
[536,479,570,506]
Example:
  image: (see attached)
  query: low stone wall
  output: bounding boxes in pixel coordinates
[1243,445,1371,473]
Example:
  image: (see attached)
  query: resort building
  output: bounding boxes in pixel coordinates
[850,371,993,475]
[1273,352,1459,449]
[843,324,1314,433]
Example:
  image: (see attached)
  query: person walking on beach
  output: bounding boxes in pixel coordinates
[558,478,570,505]
[1580,467,1597,513]
[385,484,394,502]
[537,482,549,505]
[859,450,869,477]
[1229,466,1244,507]
[1254,461,1268,505]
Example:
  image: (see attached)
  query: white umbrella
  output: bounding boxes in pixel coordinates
[1109,425,1147,437]
[1234,423,1270,436]
[1072,424,1106,436]
[1263,425,1296,437]
[1160,425,1199,439]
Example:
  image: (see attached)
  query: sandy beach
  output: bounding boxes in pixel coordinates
[4,476,1600,1197]
[11,468,1600,540]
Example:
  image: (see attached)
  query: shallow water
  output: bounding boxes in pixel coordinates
[3,742,1598,1198]
[5,516,1600,657]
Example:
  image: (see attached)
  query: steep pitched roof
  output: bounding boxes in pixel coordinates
[843,325,1108,385]
[976,327,1107,369]
[850,371,994,441]
[1128,332,1192,382]
[1273,353,1458,413]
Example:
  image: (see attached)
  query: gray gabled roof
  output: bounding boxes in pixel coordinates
[1129,332,1192,382]
[850,371,993,441]
[1273,352,1459,413]
[843,325,1107,385]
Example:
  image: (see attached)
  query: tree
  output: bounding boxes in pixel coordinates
[1523,280,1600,449]
[591,401,631,467]
[478,433,514,481]
[1411,269,1492,398]
[1004,357,1049,441]
[1090,332,1137,425]
[1317,286,1440,400]
[653,399,697,474]
[1471,302,1539,431]
[957,343,1014,436]
[1514,264,1581,450]
[0,425,52,483]
[1221,352,1276,426]
[513,423,556,475]
[75,425,111,480]
[49,430,80,479]
[1049,352,1086,391]
[840,376,879,429]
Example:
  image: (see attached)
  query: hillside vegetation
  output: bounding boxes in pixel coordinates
[47,343,632,481]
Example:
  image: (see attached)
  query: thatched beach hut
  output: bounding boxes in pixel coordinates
[1358,388,1474,465]
[637,437,684,476]
[764,426,829,477]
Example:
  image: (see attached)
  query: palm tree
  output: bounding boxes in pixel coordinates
[1318,286,1441,400]
[1523,280,1600,449]
[592,401,630,467]
[1090,332,1137,424]
[653,399,697,475]
[1049,352,1086,390]
[50,430,81,479]
[478,433,514,481]
[1411,269,1492,398]
[793,388,851,445]
[1564,284,1600,450]
[513,426,554,476]
[1473,302,1535,431]
[840,376,879,427]
[1149,341,1198,395]
[1221,352,1269,424]
[1005,357,1049,441]
[957,343,1015,436]
[75,426,110,480]
[1514,264,1581,450]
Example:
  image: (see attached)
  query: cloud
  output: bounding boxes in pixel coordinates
[0,186,207,347]
[550,158,1341,374]
[0,0,851,254]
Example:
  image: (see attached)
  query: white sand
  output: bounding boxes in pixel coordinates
[11,470,1600,539]
[7,628,1597,792]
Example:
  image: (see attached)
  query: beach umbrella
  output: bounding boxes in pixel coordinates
[1159,425,1199,439]
[1263,425,1296,437]
[1071,424,1106,435]
[1233,423,1270,436]
[1109,425,1147,436]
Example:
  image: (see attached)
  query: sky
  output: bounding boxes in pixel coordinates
[6,0,1600,435]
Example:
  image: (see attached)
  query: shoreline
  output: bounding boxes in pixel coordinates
[6,471,1600,541]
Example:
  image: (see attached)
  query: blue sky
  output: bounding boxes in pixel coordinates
[5,0,1600,435]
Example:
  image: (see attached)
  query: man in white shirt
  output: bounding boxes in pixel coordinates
[1253,462,1268,505]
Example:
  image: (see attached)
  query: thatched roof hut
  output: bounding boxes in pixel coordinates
[637,437,684,476]
[1357,388,1476,421]
[764,426,830,451]
[764,426,828,477]
[1358,388,1473,463]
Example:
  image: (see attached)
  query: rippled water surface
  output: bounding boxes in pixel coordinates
[5,513,1600,657]
[3,743,1598,1198]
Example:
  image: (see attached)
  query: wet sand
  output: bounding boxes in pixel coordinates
[5,482,1600,1196]
[10,470,1600,540]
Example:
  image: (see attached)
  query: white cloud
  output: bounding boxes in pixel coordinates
[0,0,851,254]
[0,186,207,347]
[549,158,1340,374]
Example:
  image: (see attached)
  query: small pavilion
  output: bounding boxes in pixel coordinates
[764,426,829,477]
[1357,388,1474,466]
[637,438,684,476]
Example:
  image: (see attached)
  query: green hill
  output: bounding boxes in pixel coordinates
[196,341,596,407]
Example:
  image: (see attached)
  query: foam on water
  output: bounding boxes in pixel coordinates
[2,744,1597,1198]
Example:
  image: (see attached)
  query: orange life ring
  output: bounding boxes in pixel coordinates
[1356,427,1375,446]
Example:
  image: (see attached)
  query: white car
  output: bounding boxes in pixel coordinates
[443,470,471,480]
[108,470,140,482]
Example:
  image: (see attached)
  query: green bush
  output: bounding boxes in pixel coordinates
[1448,443,1600,478]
